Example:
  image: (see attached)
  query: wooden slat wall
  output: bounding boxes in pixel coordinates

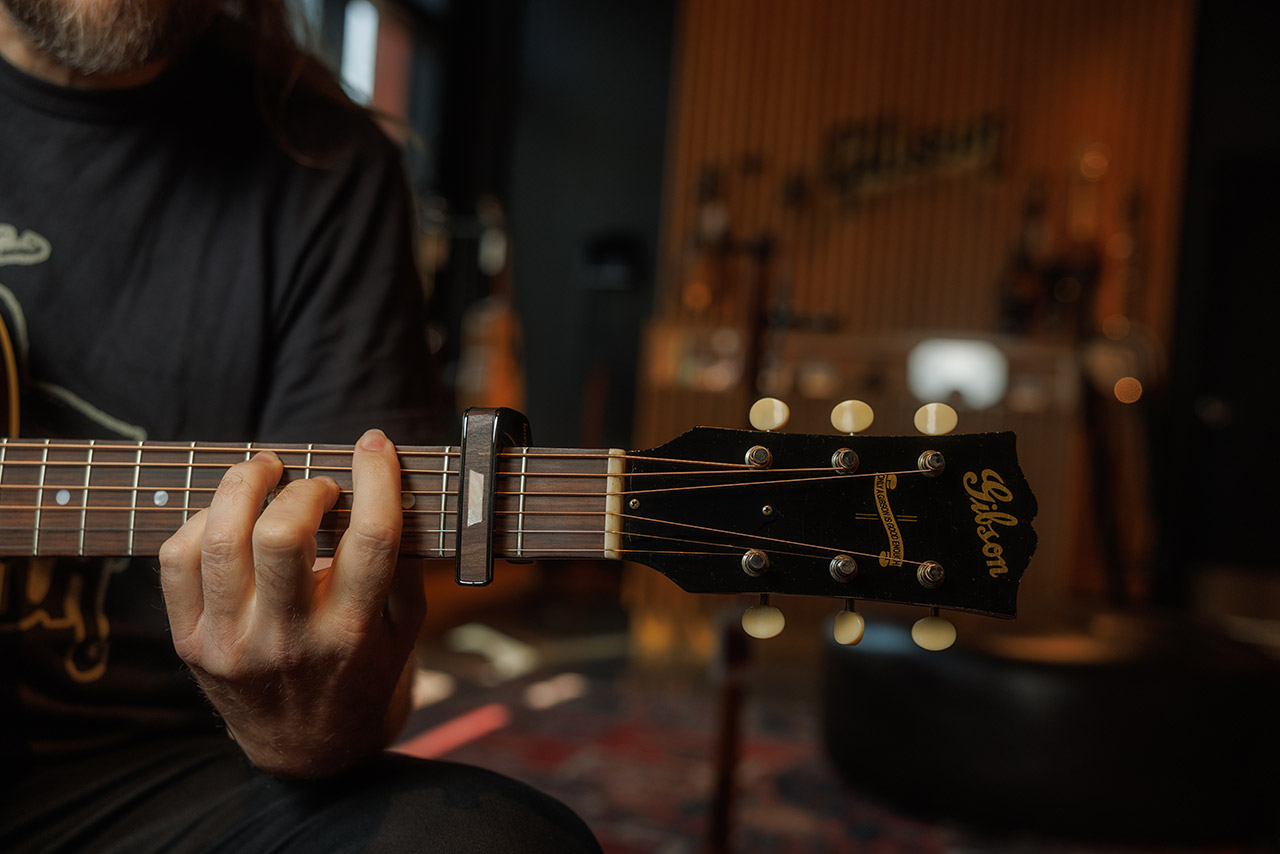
[657,0,1194,340]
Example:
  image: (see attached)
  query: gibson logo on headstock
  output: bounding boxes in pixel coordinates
[964,469,1019,577]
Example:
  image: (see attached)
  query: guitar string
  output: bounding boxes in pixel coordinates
[0,442,732,469]
[0,445,941,565]
[0,502,911,560]
[0,468,931,501]
[0,457,858,479]
[0,441,937,474]
[0,472,931,568]
[0,505,881,563]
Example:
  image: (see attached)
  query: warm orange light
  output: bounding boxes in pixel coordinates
[1080,144,1111,181]
[1102,314,1132,341]
[682,280,712,312]
[1114,376,1143,403]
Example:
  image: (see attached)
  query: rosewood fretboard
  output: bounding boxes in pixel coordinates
[0,439,617,560]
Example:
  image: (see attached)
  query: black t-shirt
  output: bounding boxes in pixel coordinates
[0,32,442,762]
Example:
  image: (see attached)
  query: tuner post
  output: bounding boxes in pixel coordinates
[745,445,773,468]
[916,560,945,588]
[741,549,770,577]
[917,450,946,476]
[831,448,859,473]
[829,554,857,582]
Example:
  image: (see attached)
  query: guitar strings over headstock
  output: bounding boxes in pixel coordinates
[740,396,963,652]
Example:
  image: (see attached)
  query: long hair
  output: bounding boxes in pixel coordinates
[212,0,369,165]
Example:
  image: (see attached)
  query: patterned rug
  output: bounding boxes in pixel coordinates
[395,665,1269,854]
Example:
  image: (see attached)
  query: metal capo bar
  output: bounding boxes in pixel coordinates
[454,406,533,585]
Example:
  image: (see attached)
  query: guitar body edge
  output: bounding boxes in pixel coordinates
[0,312,19,438]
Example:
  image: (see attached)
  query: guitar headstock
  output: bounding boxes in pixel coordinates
[622,399,1038,649]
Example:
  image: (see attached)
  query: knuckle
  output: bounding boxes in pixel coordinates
[200,528,242,565]
[170,630,205,667]
[214,468,250,501]
[347,519,400,556]
[253,518,301,557]
[157,537,189,574]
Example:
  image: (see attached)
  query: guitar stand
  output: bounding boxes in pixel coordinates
[454,406,532,586]
[708,614,752,854]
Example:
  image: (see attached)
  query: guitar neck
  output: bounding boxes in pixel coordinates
[0,438,621,561]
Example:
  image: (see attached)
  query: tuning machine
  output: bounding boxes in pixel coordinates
[830,399,874,434]
[741,594,785,639]
[911,608,957,651]
[914,402,958,436]
[833,599,865,646]
[749,397,790,432]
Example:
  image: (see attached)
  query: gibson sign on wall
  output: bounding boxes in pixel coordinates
[824,114,1003,209]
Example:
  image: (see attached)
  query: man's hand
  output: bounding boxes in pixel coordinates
[158,429,427,778]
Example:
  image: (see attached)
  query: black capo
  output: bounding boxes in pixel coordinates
[454,407,533,585]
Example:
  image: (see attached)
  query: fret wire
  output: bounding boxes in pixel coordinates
[128,441,142,556]
[80,440,95,557]
[437,445,451,557]
[33,439,50,556]
[184,441,195,526]
[517,445,528,559]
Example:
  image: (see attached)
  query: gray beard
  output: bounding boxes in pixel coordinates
[3,0,217,76]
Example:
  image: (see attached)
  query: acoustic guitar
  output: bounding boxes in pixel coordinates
[0,326,1037,648]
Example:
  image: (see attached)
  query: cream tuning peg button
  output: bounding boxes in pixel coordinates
[749,397,790,432]
[911,612,957,651]
[741,597,786,639]
[833,608,866,646]
[830,399,874,434]
[914,402,958,436]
